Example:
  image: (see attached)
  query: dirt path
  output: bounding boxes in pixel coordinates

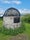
[8,34,28,40]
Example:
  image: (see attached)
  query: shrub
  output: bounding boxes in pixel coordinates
[22,14,30,23]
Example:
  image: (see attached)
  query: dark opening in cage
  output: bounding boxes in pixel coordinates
[14,17,20,23]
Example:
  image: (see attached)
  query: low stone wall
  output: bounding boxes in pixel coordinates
[3,16,21,29]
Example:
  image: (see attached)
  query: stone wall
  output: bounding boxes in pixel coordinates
[3,16,20,29]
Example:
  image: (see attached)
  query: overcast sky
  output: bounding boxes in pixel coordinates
[0,0,30,16]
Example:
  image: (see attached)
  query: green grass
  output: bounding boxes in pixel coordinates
[0,19,3,27]
[24,22,30,36]
[0,33,13,40]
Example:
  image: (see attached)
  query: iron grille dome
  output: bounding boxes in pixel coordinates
[3,7,20,16]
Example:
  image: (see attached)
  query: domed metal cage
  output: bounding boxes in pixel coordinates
[3,7,20,23]
[3,7,20,16]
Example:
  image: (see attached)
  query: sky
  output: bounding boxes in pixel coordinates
[0,0,30,16]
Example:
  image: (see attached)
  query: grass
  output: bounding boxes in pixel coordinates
[0,33,13,40]
[0,19,3,27]
[24,22,30,36]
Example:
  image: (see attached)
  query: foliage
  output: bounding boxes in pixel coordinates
[0,22,25,36]
[21,14,30,23]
